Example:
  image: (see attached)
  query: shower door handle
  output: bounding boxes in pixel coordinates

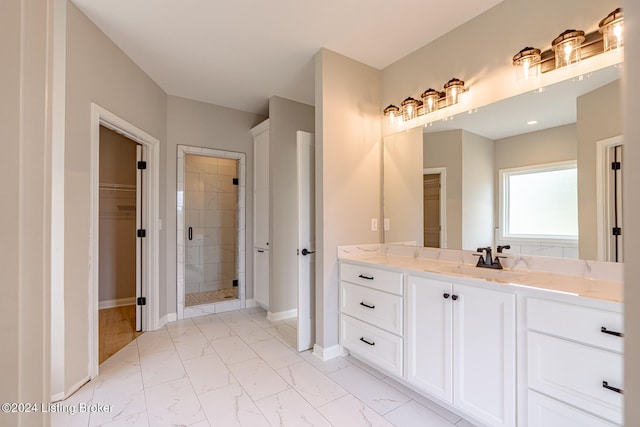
[188,227,193,241]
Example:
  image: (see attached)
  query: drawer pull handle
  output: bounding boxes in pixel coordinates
[602,381,623,394]
[359,337,375,346]
[443,293,450,299]
[601,327,623,337]
[358,274,374,280]
[359,302,375,309]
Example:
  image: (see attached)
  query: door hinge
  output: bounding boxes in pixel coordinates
[611,161,621,170]
[137,229,146,238]
[232,279,238,287]
[137,161,147,170]
[612,227,622,236]
[232,178,239,185]
[137,297,146,306]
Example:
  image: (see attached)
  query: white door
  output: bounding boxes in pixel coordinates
[453,284,516,427]
[406,275,453,402]
[135,145,143,331]
[296,131,315,351]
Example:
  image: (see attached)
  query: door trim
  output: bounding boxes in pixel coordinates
[596,135,624,262]
[89,103,160,378]
[176,145,246,319]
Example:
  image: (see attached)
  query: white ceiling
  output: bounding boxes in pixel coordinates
[71,0,504,115]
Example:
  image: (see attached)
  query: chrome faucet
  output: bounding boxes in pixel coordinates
[474,245,510,269]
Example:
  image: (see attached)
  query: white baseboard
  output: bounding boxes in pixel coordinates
[267,308,298,322]
[244,298,258,308]
[98,297,136,310]
[159,312,177,327]
[312,344,345,361]
[52,376,91,403]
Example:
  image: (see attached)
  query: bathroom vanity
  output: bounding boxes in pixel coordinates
[338,244,623,427]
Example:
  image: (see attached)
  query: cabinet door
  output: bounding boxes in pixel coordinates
[406,275,453,403]
[254,248,269,308]
[253,130,269,249]
[453,283,516,427]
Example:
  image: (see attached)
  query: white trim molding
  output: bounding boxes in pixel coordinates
[89,104,161,379]
[98,297,136,310]
[267,309,298,322]
[596,135,624,261]
[312,344,346,361]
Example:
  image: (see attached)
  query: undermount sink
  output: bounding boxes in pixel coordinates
[431,264,525,283]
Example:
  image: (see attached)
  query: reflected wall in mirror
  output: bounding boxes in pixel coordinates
[383,65,623,261]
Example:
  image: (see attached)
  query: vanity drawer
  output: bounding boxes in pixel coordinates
[340,262,403,295]
[528,331,623,424]
[527,298,623,353]
[341,315,403,377]
[340,282,403,335]
[528,391,617,427]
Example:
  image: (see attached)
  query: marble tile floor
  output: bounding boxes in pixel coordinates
[53,307,476,427]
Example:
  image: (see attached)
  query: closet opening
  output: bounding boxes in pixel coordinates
[98,125,144,363]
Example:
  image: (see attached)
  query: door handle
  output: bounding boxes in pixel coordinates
[301,248,315,256]
[188,226,193,241]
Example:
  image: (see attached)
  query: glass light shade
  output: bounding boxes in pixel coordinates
[600,8,624,52]
[444,78,465,107]
[513,47,541,81]
[552,30,585,69]
[401,97,419,121]
[420,89,440,114]
[383,104,400,127]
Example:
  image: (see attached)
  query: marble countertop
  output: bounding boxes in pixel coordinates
[338,245,623,304]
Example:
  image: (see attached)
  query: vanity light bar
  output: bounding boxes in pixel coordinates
[513,7,623,78]
[384,79,465,124]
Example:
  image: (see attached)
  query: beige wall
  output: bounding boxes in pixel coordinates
[421,130,493,250]
[424,130,463,249]
[99,126,138,303]
[268,96,315,314]
[0,0,52,424]
[577,80,622,260]
[167,96,265,304]
[461,131,494,250]
[384,127,423,245]
[315,49,382,349]
[494,124,577,170]
[623,0,640,423]
[64,1,167,393]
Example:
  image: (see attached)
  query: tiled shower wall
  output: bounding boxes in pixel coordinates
[184,155,238,294]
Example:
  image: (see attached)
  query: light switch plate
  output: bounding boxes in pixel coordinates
[371,218,378,231]
[384,218,390,231]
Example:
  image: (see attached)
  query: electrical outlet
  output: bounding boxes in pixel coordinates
[384,218,390,231]
[371,218,378,231]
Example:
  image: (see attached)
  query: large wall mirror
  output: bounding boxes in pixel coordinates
[383,64,623,262]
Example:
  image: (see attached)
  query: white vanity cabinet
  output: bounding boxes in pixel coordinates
[406,275,516,427]
[339,262,404,376]
[526,298,624,426]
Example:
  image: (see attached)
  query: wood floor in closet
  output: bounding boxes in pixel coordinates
[99,305,143,364]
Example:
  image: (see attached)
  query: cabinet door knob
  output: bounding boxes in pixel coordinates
[443,293,450,299]
[451,295,459,301]
[603,381,623,394]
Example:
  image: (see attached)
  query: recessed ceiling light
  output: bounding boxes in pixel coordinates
[527,120,538,125]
